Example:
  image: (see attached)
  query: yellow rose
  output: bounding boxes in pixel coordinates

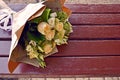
[37,22,51,35]
[45,30,55,40]
[43,41,56,54]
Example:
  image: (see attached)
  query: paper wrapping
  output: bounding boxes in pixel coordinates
[0,0,71,73]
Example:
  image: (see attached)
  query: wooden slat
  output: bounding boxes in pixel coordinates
[71,25,120,39]
[65,4,120,13]
[1,56,120,76]
[0,29,11,39]
[70,14,120,25]
[1,40,120,56]
[0,41,11,56]
[8,4,120,13]
[57,40,120,56]
[1,25,120,39]
[8,4,120,25]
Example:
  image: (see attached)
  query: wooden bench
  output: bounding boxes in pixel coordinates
[0,3,120,77]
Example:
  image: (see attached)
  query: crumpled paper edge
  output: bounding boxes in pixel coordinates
[8,2,47,73]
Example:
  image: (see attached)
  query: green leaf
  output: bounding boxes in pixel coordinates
[37,57,46,68]
[30,16,43,24]
[38,54,44,61]
[30,8,51,23]
[41,8,51,22]
[56,11,68,22]
[39,61,46,68]
[63,21,73,36]
[27,31,45,43]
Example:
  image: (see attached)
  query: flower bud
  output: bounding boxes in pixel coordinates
[50,12,57,18]
[55,22,63,32]
[43,44,53,54]
[26,45,33,52]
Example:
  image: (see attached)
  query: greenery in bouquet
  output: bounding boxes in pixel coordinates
[19,8,73,68]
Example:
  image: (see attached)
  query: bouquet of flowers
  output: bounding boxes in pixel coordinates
[0,0,72,73]
[20,7,73,68]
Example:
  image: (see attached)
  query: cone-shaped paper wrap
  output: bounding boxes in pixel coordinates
[7,0,71,73]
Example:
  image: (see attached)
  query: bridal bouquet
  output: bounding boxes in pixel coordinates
[0,0,73,73]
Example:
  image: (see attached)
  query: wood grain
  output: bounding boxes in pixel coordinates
[1,3,120,76]
[1,40,120,56]
[70,14,120,25]
[65,4,120,13]
[8,4,120,13]
[1,56,120,76]
[71,25,120,39]
[0,29,11,39]
[0,41,11,56]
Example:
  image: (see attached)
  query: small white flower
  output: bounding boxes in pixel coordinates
[50,12,57,18]
[55,38,67,45]
[55,39,61,45]
[28,52,38,59]
[26,45,33,52]
[29,40,36,47]
[48,18,55,28]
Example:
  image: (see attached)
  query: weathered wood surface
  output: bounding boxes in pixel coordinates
[8,4,120,13]
[0,4,120,76]
[65,4,120,13]
[1,40,120,56]
[70,14,120,25]
[1,56,120,77]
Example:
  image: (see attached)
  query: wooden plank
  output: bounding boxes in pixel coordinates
[0,29,11,39]
[71,25,120,39]
[1,25,120,39]
[8,4,120,13]
[8,4,120,25]
[1,40,120,56]
[1,56,120,76]
[65,4,120,13]
[57,40,120,56]
[0,41,11,56]
[70,14,120,25]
